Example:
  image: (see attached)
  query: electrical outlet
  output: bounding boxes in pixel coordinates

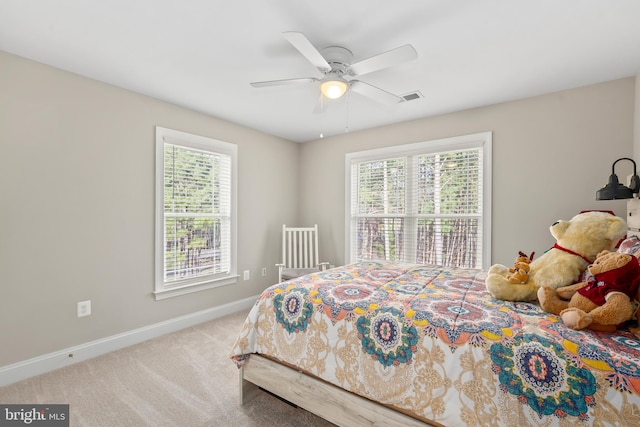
[243,270,250,280]
[261,267,267,276]
[77,300,91,317]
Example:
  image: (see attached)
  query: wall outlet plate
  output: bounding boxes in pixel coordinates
[77,300,91,317]
[243,270,250,280]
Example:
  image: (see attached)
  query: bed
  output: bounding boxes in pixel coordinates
[230,243,640,426]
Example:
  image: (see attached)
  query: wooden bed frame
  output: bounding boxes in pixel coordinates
[239,354,440,426]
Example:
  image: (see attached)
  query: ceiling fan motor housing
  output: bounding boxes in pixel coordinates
[321,46,353,76]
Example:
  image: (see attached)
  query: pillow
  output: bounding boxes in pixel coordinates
[617,235,640,258]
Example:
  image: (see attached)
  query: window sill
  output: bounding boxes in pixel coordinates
[154,275,238,301]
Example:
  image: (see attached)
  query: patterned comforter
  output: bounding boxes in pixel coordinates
[230,261,640,426]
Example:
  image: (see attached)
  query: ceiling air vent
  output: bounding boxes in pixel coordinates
[401,91,423,102]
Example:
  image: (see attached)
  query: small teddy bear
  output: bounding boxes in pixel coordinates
[537,250,640,331]
[507,251,534,284]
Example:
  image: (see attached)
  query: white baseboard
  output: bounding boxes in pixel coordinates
[0,295,258,387]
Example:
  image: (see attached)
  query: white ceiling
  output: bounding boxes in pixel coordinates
[2,0,640,143]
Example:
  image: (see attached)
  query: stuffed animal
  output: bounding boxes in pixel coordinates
[537,250,640,331]
[507,251,535,284]
[486,211,627,302]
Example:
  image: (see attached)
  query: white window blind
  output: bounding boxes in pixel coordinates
[155,127,237,299]
[346,132,491,269]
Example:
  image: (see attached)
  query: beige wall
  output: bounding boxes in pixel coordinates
[299,78,636,267]
[0,51,299,366]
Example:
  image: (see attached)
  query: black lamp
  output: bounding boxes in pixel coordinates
[596,157,640,200]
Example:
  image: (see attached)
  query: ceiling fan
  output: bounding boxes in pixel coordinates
[250,32,418,105]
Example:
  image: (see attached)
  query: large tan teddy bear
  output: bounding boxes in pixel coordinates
[486,211,627,302]
[537,250,640,331]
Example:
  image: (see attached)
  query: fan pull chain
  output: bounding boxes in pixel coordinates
[344,90,350,134]
[320,94,325,138]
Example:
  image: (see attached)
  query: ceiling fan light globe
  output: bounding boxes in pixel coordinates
[320,79,348,99]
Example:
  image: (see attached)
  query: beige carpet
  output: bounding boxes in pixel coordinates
[0,309,335,426]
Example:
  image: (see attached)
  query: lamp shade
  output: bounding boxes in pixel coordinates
[596,175,634,200]
[320,78,348,99]
[595,157,640,200]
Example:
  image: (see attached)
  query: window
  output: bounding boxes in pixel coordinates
[155,127,237,300]
[346,132,491,269]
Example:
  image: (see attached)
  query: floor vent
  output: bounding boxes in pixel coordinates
[401,91,423,102]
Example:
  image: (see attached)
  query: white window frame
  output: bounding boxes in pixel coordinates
[154,126,238,300]
[345,132,492,269]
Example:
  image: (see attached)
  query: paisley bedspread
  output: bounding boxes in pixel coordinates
[230,261,640,426]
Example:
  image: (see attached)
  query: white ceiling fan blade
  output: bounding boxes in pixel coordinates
[350,80,403,105]
[250,77,318,88]
[349,44,417,76]
[283,31,331,73]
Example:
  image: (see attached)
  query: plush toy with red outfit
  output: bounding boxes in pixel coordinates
[538,250,640,331]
